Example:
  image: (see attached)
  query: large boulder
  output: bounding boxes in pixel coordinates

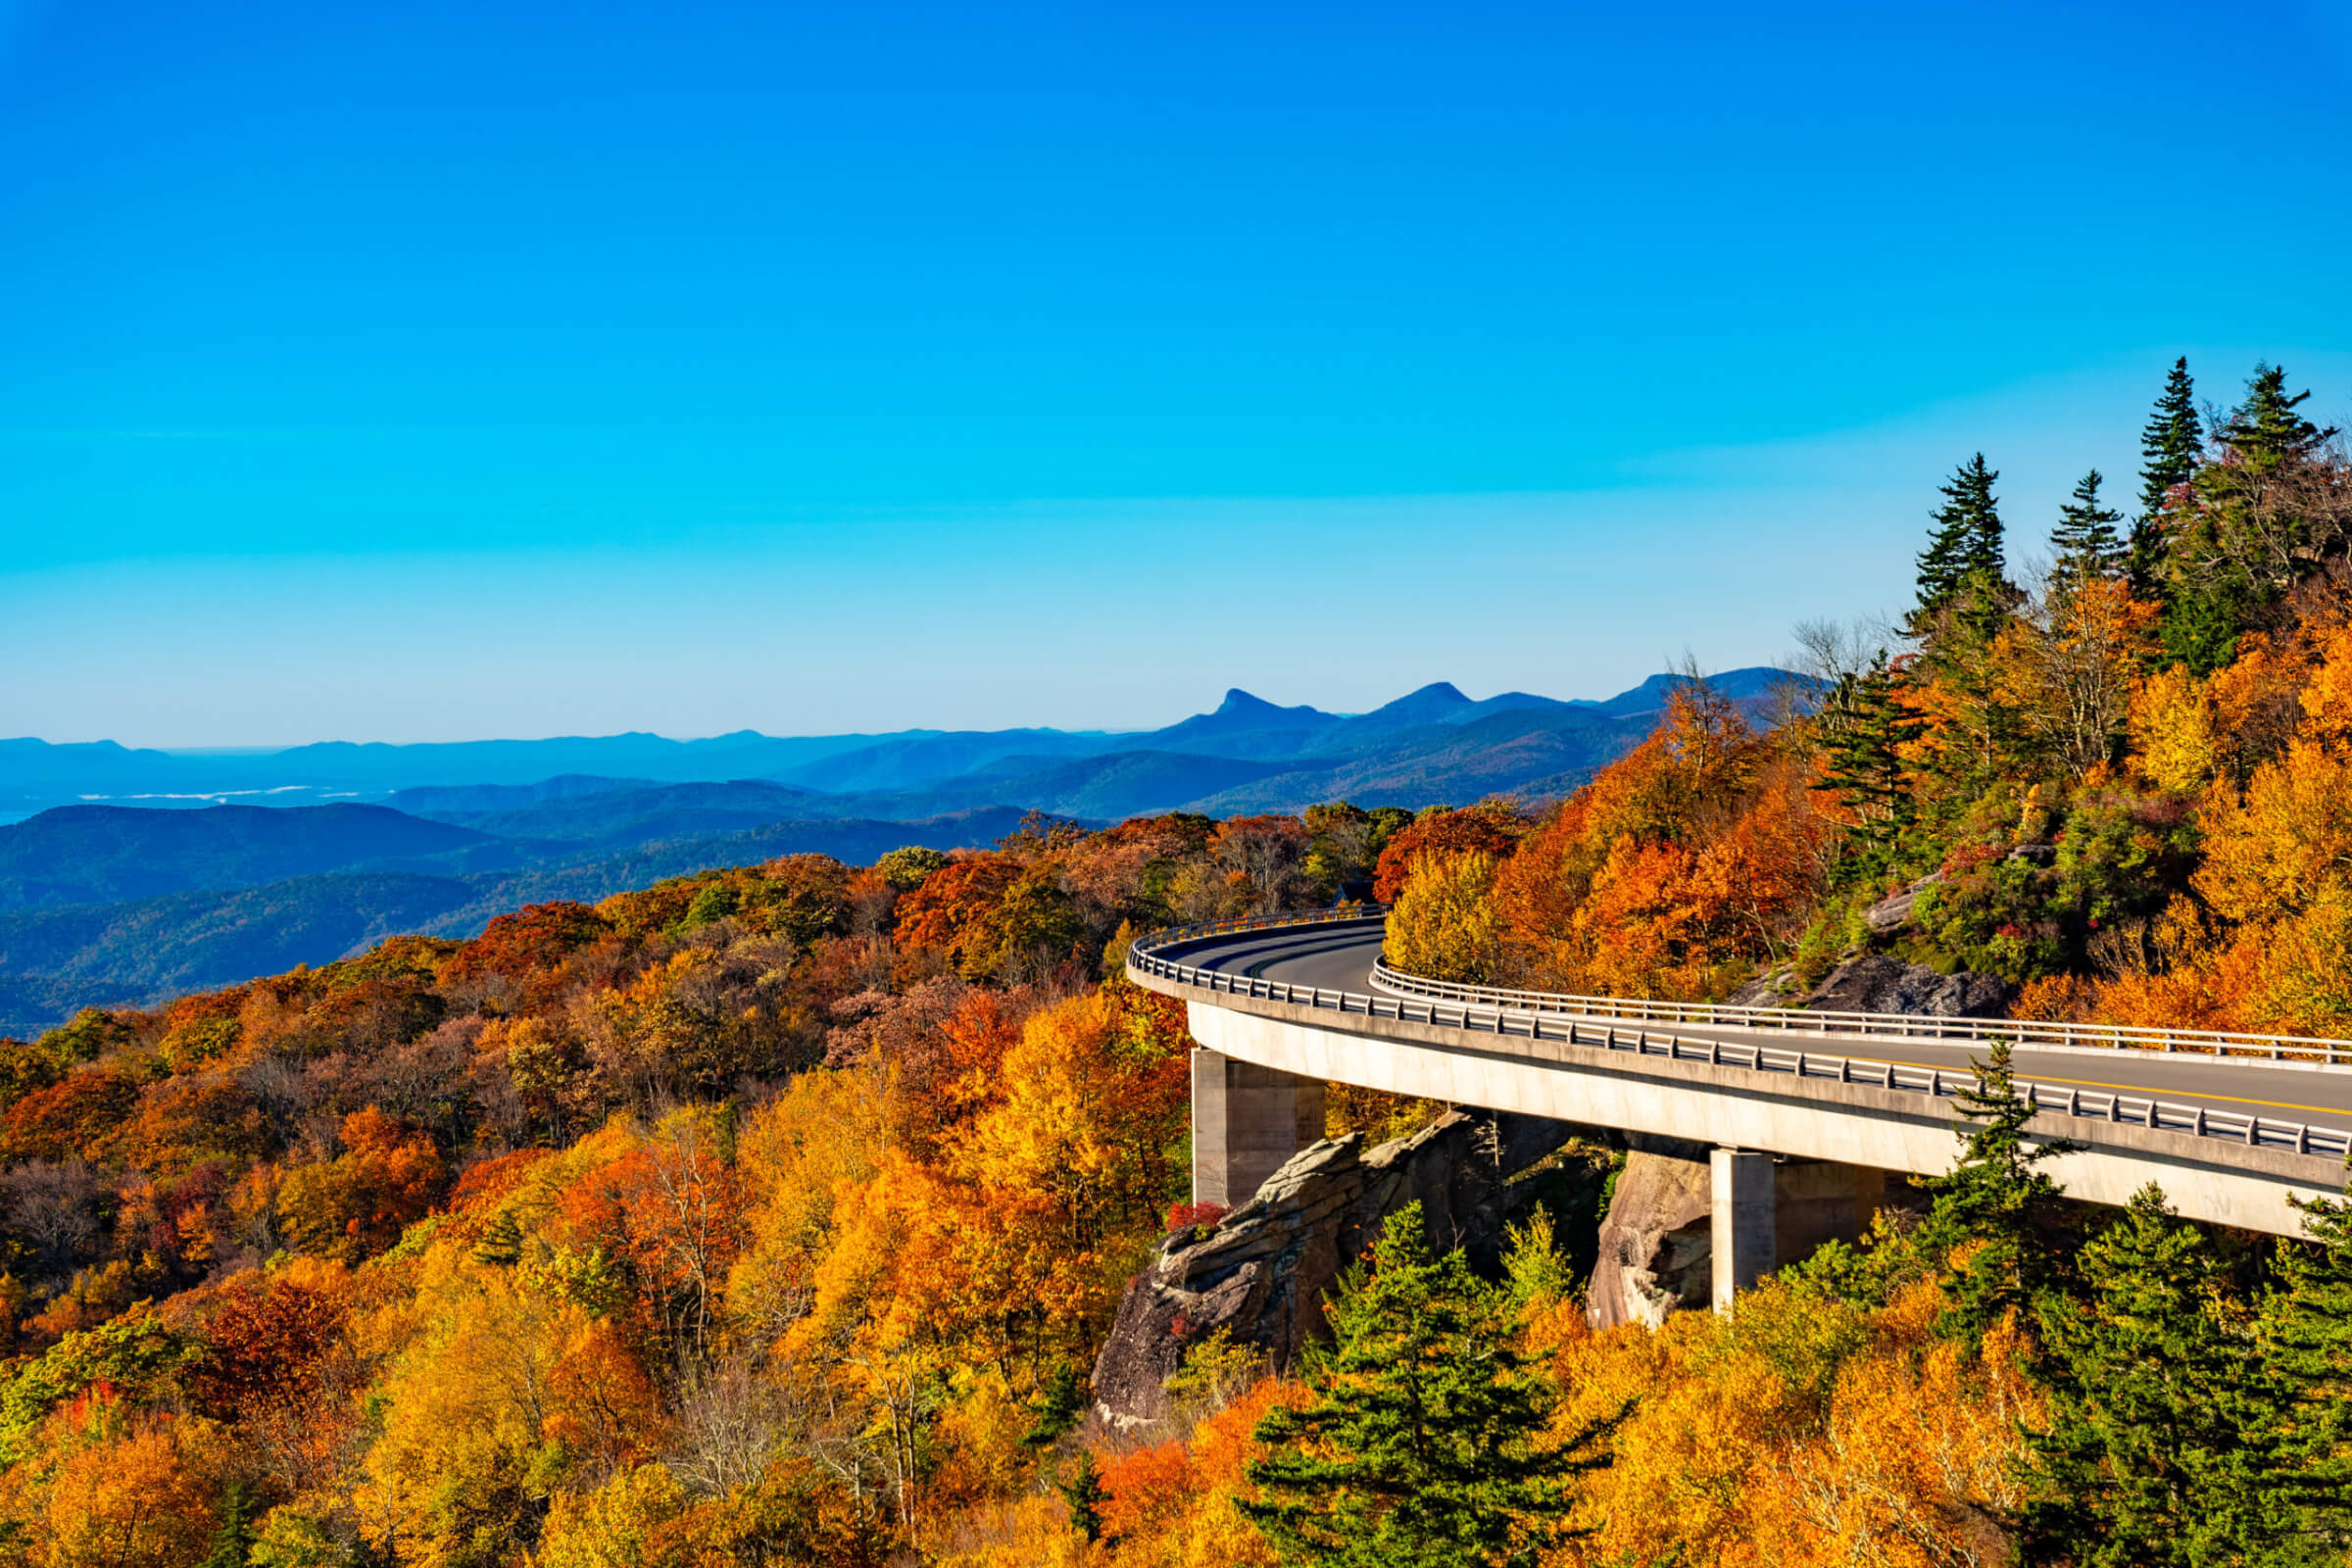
[1585,1140,1894,1329]
[1091,1109,1564,1431]
[1586,1137,1713,1329]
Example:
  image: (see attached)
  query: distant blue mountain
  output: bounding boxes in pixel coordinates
[0,669,1810,824]
[775,729,1118,795]
[387,774,663,816]
[1586,665,1797,717]
[0,803,511,910]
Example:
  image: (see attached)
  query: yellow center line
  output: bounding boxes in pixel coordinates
[1874,1056,2350,1117]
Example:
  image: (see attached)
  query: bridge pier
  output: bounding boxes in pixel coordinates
[1710,1149,1776,1313]
[1192,1048,1325,1207]
[1711,1152,1886,1313]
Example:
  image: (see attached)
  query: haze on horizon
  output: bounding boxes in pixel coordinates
[3,0,2349,748]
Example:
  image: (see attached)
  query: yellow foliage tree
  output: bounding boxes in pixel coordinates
[2129,662,2217,794]
[352,1248,657,1568]
[0,1396,227,1568]
[1383,850,1507,983]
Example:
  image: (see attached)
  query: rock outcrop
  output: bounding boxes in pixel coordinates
[1795,954,2015,1018]
[1586,1137,1713,1329]
[1725,964,1797,1006]
[1091,1109,1564,1430]
[1585,1141,1895,1329]
[1862,872,1939,935]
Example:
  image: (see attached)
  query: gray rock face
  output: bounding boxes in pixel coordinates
[1724,964,1797,1007]
[1585,1142,1893,1330]
[1586,1138,1713,1329]
[1090,1109,1562,1430]
[1862,870,1942,934]
[1796,954,2015,1018]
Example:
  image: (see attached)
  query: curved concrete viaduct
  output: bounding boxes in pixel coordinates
[1130,911,2352,1302]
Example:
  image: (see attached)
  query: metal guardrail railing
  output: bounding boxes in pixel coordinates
[1367,960,2352,1067]
[1127,906,2352,1163]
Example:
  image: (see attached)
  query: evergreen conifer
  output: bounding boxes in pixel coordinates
[200,1478,261,1568]
[2050,469,2126,587]
[2261,1188,2352,1544]
[1022,1361,1086,1449]
[1058,1450,1105,1542]
[2027,1187,2292,1566]
[471,1209,523,1267]
[2130,359,2200,600]
[2161,364,2340,676]
[2216,362,2335,470]
[1811,658,1924,864]
[1913,454,2007,626]
[2136,357,2202,520]
[1242,1203,1617,1566]
[1920,1041,2076,1338]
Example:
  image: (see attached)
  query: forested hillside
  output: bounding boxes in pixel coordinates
[0,361,2347,1566]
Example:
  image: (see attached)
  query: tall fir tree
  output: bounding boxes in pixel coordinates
[2260,1187,2352,1545]
[1914,453,2008,622]
[2026,1187,2293,1567]
[2129,358,2200,601]
[2214,361,2335,471]
[1920,1041,2077,1339]
[2050,469,2127,587]
[1242,1203,1617,1567]
[1021,1361,1086,1448]
[200,1478,261,1568]
[2136,357,2203,518]
[1811,656,1925,867]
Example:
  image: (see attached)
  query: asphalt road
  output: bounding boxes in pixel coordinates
[1168,923,2352,1135]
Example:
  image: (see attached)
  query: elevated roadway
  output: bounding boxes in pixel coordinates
[1132,911,2352,1245]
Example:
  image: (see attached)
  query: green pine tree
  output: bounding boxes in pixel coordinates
[1022,1361,1086,1449]
[2160,364,2341,676]
[2050,468,2127,588]
[2260,1186,2352,1545]
[2215,362,2335,470]
[2136,357,2203,521]
[471,1209,523,1267]
[1919,1041,2077,1339]
[1059,1449,1105,1543]
[1810,657,1924,866]
[200,1478,261,1568]
[1914,453,2008,620]
[2130,359,2200,602]
[2157,574,2250,677]
[2026,1187,2293,1567]
[1241,1203,1619,1567]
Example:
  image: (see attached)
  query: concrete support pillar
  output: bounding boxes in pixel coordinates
[1710,1149,1776,1314]
[1192,1048,1325,1207]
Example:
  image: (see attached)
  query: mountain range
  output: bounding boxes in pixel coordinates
[0,670,1803,1035]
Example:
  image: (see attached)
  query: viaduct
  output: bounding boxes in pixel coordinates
[1129,909,2352,1309]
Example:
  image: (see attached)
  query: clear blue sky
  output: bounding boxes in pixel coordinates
[3,0,2348,746]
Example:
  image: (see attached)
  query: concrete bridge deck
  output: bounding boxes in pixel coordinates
[1133,912,2352,1247]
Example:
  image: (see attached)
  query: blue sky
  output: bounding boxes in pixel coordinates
[3,0,2348,746]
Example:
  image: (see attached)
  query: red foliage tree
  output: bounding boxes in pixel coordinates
[443,902,613,988]
[1371,804,1525,903]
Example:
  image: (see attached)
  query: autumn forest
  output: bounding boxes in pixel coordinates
[5,360,2352,1567]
